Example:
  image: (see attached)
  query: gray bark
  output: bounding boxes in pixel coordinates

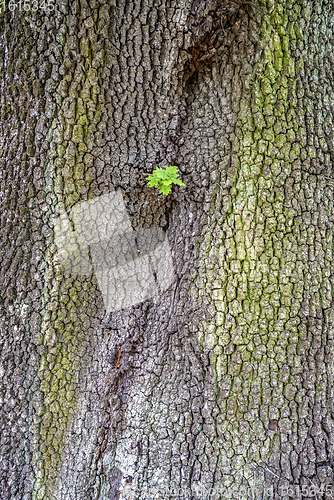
[1,0,334,499]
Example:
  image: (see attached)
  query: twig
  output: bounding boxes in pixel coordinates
[260,465,282,481]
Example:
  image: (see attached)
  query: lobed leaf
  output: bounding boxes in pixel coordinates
[146,165,185,195]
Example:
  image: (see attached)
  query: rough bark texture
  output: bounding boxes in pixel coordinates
[1,0,334,499]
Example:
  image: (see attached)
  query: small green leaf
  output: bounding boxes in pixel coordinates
[147,178,158,187]
[173,179,185,186]
[166,165,178,175]
[154,167,165,178]
[159,183,172,195]
[146,165,185,195]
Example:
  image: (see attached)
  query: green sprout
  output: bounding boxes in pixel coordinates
[146,165,185,195]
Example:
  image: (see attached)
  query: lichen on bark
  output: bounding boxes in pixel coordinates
[195,0,334,494]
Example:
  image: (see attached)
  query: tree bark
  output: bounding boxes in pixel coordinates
[1,0,334,499]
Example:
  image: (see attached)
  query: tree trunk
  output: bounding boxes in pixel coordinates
[1,0,334,498]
